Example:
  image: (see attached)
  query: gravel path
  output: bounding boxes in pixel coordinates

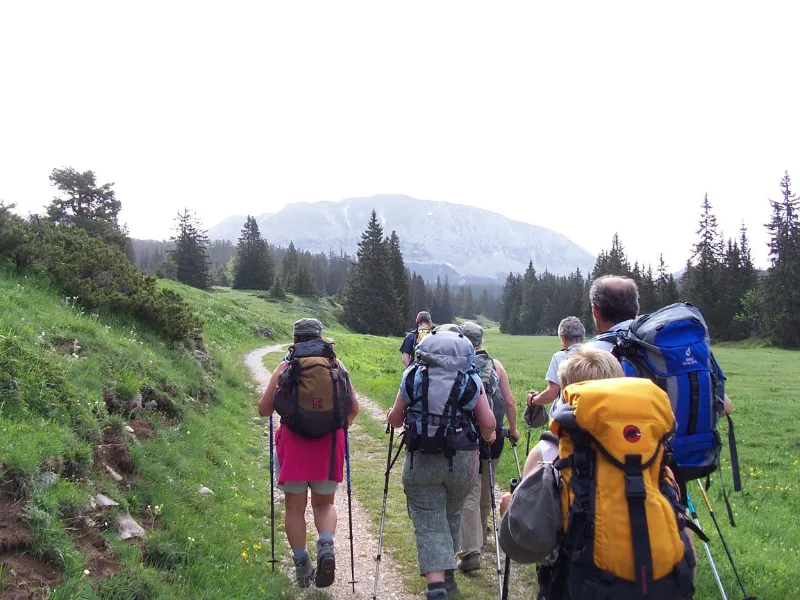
[246,345,412,600]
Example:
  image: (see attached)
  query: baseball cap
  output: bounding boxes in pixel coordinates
[293,317,323,337]
[460,322,483,347]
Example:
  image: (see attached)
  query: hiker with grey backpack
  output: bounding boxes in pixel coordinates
[258,318,360,590]
[385,325,497,599]
[456,322,520,574]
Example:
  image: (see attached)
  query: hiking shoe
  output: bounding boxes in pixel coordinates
[425,588,448,599]
[445,569,459,596]
[315,540,336,588]
[293,551,315,588]
[457,552,481,572]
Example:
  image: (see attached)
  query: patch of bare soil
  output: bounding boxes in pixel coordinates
[73,518,119,580]
[0,496,32,552]
[0,552,63,600]
[129,419,155,440]
[94,428,133,476]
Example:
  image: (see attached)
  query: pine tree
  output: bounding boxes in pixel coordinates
[640,264,657,313]
[281,242,301,291]
[170,209,211,290]
[293,262,319,297]
[499,272,522,334]
[386,231,410,333]
[764,171,800,346]
[682,194,724,334]
[46,167,129,253]
[462,285,477,319]
[655,254,679,307]
[269,273,287,300]
[592,233,631,278]
[233,216,274,290]
[479,289,490,317]
[343,211,400,335]
[438,276,455,323]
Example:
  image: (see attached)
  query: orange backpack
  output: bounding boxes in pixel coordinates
[541,377,699,599]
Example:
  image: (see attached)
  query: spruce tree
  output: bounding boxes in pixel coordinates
[438,276,455,323]
[281,242,301,291]
[764,171,800,346]
[520,262,539,334]
[655,254,679,307]
[170,209,211,290]
[682,194,724,334]
[269,273,287,300]
[343,211,399,335]
[233,216,274,290]
[293,262,319,297]
[386,231,410,333]
[479,289,490,317]
[462,285,477,319]
[592,233,631,278]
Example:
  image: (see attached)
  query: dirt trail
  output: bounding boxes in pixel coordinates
[246,345,412,600]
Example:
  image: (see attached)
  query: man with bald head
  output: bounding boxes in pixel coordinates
[583,274,639,349]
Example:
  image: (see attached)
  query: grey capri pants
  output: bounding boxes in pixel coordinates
[402,448,480,575]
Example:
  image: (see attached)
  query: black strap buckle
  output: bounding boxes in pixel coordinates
[625,473,646,502]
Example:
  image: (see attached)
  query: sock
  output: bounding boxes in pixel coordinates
[292,547,308,562]
[427,582,446,591]
[319,531,334,545]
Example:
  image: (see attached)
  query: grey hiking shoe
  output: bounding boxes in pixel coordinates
[315,540,336,588]
[294,551,315,588]
[425,588,448,599]
[457,551,481,572]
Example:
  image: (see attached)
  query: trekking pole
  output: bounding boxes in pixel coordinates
[696,480,756,600]
[373,424,395,600]
[483,440,504,600]
[501,478,520,600]
[503,428,522,480]
[345,429,356,593]
[686,490,728,600]
[268,415,277,572]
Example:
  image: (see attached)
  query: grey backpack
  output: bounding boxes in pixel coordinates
[400,330,482,469]
[474,351,505,435]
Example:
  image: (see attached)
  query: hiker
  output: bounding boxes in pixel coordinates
[456,321,520,573]
[499,348,698,599]
[511,347,624,498]
[525,316,585,409]
[386,329,497,599]
[258,318,360,589]
[401,311,434,367]
[584,275,734,416]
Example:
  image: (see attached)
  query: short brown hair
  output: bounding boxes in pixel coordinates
[557,347,624,388]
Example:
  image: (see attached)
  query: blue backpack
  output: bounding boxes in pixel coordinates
[592,303,742,500]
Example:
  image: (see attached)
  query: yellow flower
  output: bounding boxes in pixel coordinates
[241,551,248,560]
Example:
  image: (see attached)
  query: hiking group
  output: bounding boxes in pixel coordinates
[258,275,750,600]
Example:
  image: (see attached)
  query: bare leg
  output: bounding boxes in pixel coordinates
[311,492,337,534]
[284,491,309,549]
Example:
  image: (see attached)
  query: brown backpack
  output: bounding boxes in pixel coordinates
[273,340,351,439]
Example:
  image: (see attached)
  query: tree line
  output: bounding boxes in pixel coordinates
[498,171,800,348]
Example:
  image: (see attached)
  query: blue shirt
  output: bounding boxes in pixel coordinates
[400,332,416,355]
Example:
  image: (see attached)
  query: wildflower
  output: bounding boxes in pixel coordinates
[241,551,248,560]
[83,569,90,575]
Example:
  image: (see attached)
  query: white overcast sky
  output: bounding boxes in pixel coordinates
[1,1,798,272]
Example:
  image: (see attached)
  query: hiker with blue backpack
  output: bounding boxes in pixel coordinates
[583,275,751,598]
[386,326,497,599]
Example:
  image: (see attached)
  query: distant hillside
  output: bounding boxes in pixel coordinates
[208,195,596,282]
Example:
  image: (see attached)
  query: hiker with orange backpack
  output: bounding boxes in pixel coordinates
[401,311,434,367]
[499,347,699,599]
[258,318,360,589]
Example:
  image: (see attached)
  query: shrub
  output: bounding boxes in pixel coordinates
[33,225,202,344]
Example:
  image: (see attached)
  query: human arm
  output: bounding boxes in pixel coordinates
[257,361,287,417]
[722,394,733,416]
[473,386,497,443]
[494,360,519,442]
[347,380,360,426]
[526,382,561,407]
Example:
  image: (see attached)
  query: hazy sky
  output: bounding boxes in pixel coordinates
[2,2,798,272]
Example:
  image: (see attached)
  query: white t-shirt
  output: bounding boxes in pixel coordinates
[544,343,583,385]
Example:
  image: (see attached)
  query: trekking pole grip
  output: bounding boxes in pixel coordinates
[510,478,519,494]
